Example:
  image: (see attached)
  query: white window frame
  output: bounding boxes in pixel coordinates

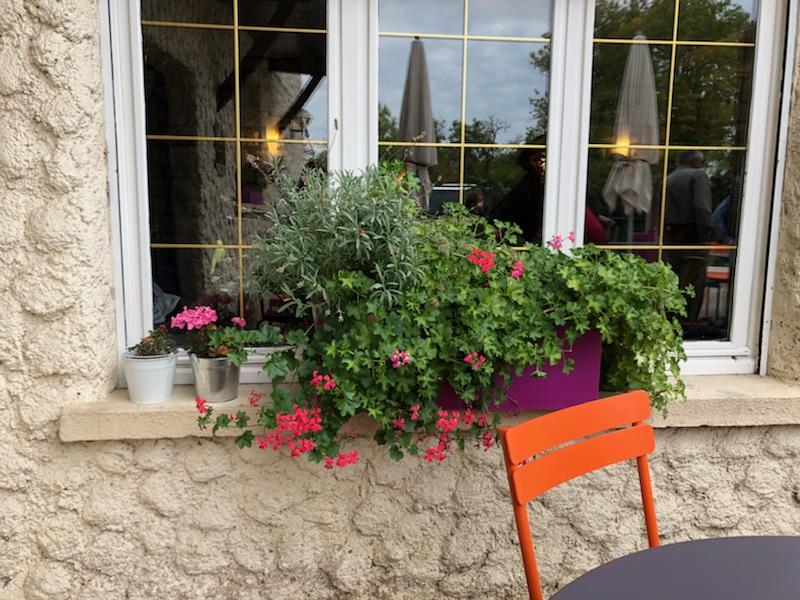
[104,0,793,382]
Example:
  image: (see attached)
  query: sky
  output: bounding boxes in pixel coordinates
[378,0,551,144]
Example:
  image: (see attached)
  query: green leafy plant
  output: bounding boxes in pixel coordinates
[248,164,423,317]
[128,325,176,356]
[200,169,687,468]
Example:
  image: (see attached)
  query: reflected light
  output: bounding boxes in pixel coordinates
[613,134,630,158]
[265,124,281,156]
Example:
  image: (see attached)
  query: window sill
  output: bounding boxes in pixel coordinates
[58,375,800,442]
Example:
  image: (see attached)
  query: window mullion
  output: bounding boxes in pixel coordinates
[543,0,595,245]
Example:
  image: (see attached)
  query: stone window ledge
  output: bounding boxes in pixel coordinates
[59,375,800,442]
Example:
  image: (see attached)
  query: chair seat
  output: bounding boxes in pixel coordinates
[550,536,800,600]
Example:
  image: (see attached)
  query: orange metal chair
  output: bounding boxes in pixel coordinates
[499,391,660,600]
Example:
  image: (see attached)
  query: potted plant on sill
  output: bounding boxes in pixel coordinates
[197,165,687,468]
[171,306,281,403]
[122,326,177,405]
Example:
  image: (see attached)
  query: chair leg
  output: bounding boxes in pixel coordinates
[512,503,545,600]
[636,455,660,548]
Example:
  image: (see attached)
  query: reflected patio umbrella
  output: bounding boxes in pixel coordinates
[602,34,660,233]
[399,37,438,210]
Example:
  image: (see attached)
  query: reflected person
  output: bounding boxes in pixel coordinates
[663,150,713,323]
[485,148,545,244]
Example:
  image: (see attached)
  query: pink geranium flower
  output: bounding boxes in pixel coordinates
[231,316,246,328]
[195,395,208,415]
[547,234,564,251]
[510,260,525,279]
[171,305,218,331]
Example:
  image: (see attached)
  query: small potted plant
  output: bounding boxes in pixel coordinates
[171,305,279,403]
[122,326,177,405]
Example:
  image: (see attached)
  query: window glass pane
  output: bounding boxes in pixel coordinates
[584,148,665,246]
[151,248,241,326]
[589,43,671,146]
[238,31,328,140]
[142,26,235,137]
[379,145,461,214]
[468,0,551,39]
[678,0,758,43]
[148,140,238,245]
[141,0,233,25]
[465,41,549,144]
[241,141,328,244]
[379,0,464,35]
[663,248,736,341]
[465,148,546,244]
[588,0,756,342]
[238,0,327,29]
[663,150,745,246]
[594,0,675,41]
[378,0,552,232]
[141,2,328,323]
[378,37,463,143]
[669,45,754,147]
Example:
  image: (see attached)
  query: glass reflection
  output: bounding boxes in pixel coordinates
[141,0,233,25]
[670,45,754,147]
[151,248,241,326]
[663,248,735,341]
[241,142,328,244]
[238,31,327,141]
[468,0,551,39]
[379,37,462,143]
[379,0,464,35]
[594,0,675,41]
[465,41,549,144]
[238,0,327,30]
[663,150,745,246]
[142,26,235,137]
[464,147,546,244]
[585,149,664,246]
[148,140,238,245]
[678,0,758,43]
[589,43,670,145]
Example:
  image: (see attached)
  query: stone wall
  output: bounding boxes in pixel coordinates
[769,15,800,381]
[2,2,800,600]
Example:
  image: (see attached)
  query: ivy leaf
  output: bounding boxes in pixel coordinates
[286,329,308,347]
[389,445,404,461]
[263,352,290,380]
[235,430,254,448]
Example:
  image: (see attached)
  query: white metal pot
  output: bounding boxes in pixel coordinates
[190,355,240,403]
[122,352,177,405]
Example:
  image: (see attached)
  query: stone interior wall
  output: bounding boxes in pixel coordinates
[2,2,800,600]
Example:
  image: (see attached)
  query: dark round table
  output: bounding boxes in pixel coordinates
[551,536,800,599]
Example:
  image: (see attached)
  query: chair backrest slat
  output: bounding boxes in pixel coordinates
[502,390,650,465]
[510,423,655,505]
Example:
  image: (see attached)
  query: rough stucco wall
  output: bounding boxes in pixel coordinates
[769,15,800,381]
[2,2,800,600]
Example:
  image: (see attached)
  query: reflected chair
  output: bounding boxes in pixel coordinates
[499,391,659,600]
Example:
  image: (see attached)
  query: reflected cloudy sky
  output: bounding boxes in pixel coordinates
[379,37,549,144]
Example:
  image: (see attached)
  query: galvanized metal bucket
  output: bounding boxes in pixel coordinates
[190,355,239,403]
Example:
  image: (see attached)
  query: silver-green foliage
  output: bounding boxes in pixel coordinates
[249,166,422,317]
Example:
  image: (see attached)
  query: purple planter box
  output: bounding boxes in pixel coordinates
[436,330,602,411]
